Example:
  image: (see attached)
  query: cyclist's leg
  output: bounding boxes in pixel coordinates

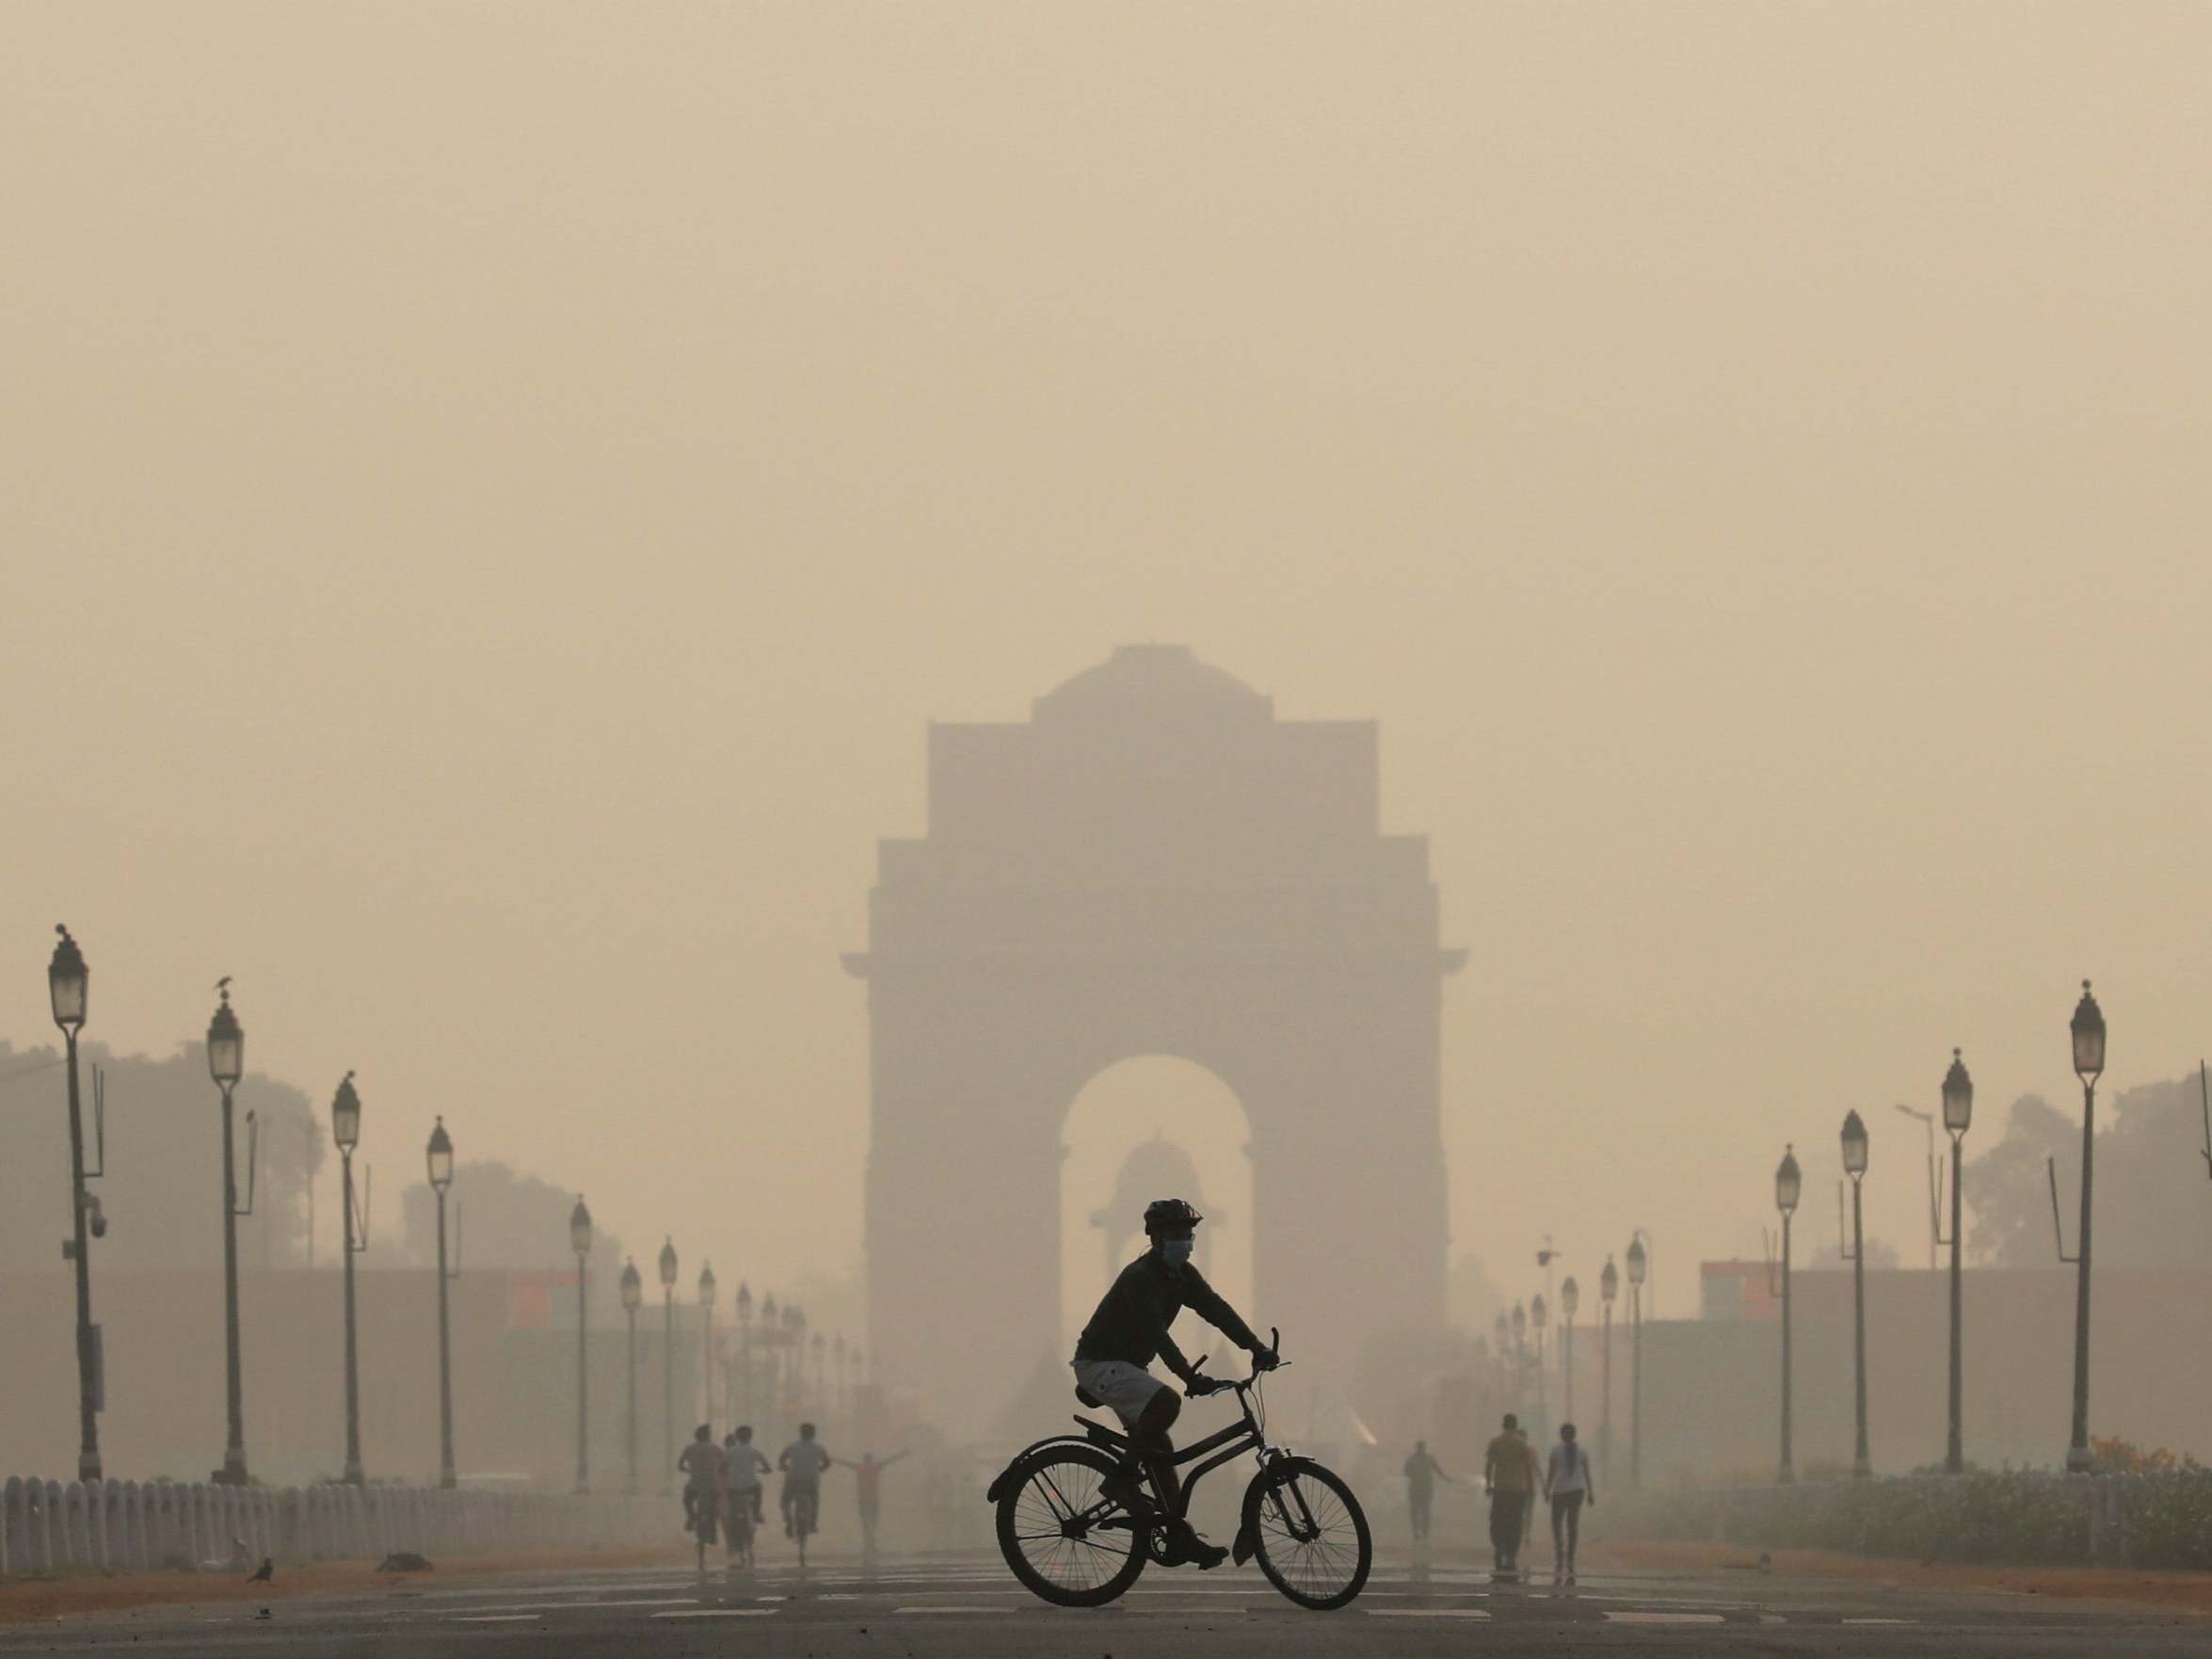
[1129,1388,1184,1511]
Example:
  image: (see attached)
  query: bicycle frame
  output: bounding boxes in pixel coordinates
[1069,1377,1277,1523]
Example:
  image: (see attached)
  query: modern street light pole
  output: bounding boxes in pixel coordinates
[207,986,250,1485]
[1625,1237,1646,1487]
[1560,1277,1579,1425]
[48,927,103,1483]
[426,1118,458,1490]
[619,1259,643,1494]
[1510,1299,1528,1416]
[1941,1051,1975,1474]
[659,1237,679,1492]
[1598,1257,1618,1476]
[698,1263,717,1438]
[2066,982,2106,1474]
[1839,1110,1871,1477]
[1530,1294,1548,1443]
[570,1197,592,1493]
[1895,1103,1940,1271]
[1775,1146,1801,1485]
[332,1073,368,1485]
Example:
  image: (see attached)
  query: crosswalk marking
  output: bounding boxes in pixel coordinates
[1368,1607,1491,1619]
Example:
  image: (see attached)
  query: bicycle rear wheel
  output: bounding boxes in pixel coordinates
[1243,1458,1370,1610]
[995,1444,1146,1607]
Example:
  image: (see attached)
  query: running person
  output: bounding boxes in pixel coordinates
[778,1422,832,1538]
[1070,1197,1277,1570]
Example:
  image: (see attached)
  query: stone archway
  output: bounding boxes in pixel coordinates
[845,646,1463,1435]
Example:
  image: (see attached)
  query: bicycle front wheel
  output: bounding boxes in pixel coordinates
[1243,1458,1371,1610]
[996,1443,1146,1607]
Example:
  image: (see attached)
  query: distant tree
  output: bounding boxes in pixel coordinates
[1966,1071,2212,1269]
[1807,1232,1901,1271]
[0,1039,321,1276]
[396,1159,626,1294]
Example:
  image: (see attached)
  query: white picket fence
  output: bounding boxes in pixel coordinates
[0,1475,665,1577]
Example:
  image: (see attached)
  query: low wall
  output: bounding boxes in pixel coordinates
[0,1475,662,1577]
[1608,1473,2212,1570]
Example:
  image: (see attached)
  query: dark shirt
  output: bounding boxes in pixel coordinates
[1074,1252,1262,1379]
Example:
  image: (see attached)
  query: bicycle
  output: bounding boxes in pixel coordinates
[986,1330,1372,1611]
[787,1484,818,1570]
[723,1486,757,1573]
[685,1488,719,1576]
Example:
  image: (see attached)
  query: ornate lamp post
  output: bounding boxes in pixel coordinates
[1839,1109,1871,1477]
[811,1330,826,1411]
[331,1072,368,1484]
[762,1294,781,1424]
[2066,982,2106,1474]
[570,1196,592,1493]
[1531,1293,1550,1443]
[426,1118,458,1489]
[698,1262,717,1437]
[785,1302,807,1416]
[659,1237,679,1490]
[1625,1236,1647,1486]
[207,985,250,1485]
[1598,1257,1619,1475]
[1560,1276,1579,1425]
[834,1333,849,1423]
[1774,1146,1802,1484]
[47,927,103,1483]
[735,1282,754,1424]
[619,1258,643,1493]
[1940,1050,1974,1474]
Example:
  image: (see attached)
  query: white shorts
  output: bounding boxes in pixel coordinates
[1070,1359,1167,1428]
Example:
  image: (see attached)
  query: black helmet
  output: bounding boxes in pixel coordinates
[1144,1198,1204,1235]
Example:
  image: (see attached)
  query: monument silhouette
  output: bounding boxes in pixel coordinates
[846,646,1461,1433]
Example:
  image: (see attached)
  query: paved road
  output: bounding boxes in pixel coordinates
[2,1553,2199,1656]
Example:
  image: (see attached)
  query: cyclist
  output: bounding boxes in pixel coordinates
[778,1422,833,1538]
[724,1425,770,1526]
[676,1424,726,1541]
[1071,1197,1277,1570]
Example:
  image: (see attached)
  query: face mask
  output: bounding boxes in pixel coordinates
[1161,1238,1194,1266]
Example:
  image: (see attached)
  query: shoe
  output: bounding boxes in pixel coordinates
[1161,1524,1226,1570]
[1101,1474,1150,1513]
[1566,1570,1578,1586]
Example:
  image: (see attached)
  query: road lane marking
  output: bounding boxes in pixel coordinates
[1368,1607,1492,1619]
[654,1608,777,1619]
[892,1605,1017,1614]
[1606,1611,1725,1624]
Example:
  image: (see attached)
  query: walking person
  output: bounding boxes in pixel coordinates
[849,1449,910,1556]
[1403,1440,1452,1543]
[1483,1413,1534,1577]
[1545,1422,1595,1584]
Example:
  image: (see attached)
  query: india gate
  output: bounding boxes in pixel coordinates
[846,646,1461,1432]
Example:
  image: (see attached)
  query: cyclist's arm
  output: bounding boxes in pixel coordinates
[1155,1328,1202,1385]
[1179,1265,1265,1353]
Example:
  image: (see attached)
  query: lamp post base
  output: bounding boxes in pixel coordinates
[2066,1444,2096,1474]
[1851,1457,1871,1479]
[1778,1464,1796,1486]
[216,1450,249,1488]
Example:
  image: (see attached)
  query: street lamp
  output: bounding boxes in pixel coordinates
[1774,1145,1801,1485]
[1894,1103,1940,1271]
[1626,1236,1646,1487]
[699,1262,718,1439]
[1940,1050,1974,1474]
[1560,1276,1579,1425]
[619,1258,643,1493]
[736,1281,754,1424]
[331,1071,367,1485]
[1530,1294,1549,1443]
[426,1118,458,1490]
[1839,1108,1871,1477]
[762,1294,780,1424]
[47,926,102,1483]
[207,983,250,1485]
[2066,981,2106,1474]
[659,1237,678,1491]
[570,1196,592,1493]
[1598,1257,1619,1476]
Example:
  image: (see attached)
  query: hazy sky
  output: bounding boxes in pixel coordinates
[7,4,2210,1321]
